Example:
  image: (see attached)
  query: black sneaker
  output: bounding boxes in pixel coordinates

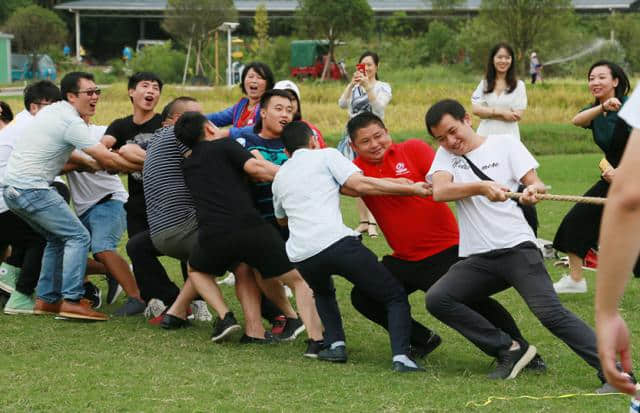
[318,345,347,363]
[525,353,547,373]
[303,339,325,358]
[392,360,426,373]
[488,342,537,380]
[211,311,241,342]
[160,313,192,330]
[83,282,102,309]
[410,332,442,359]
[113,297,146,316]
[106,274,123,305]
[239,331,278,344]
[277,316,305,341]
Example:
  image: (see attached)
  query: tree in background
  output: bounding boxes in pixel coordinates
[475,0,575,74]
[384,11,413,37]
[422,21,459,64]
[608,13,640,73]
[0,0,33,25]
[3,5,67,52]
[252,2,269,52]
[296,0,373,80]
[163,0,237,79]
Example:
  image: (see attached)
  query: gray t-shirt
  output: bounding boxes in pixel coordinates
[3,101,99,189]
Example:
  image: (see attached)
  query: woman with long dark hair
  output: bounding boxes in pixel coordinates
[471,43,527,140]
[337,51,392,238]
[553,60,635,294]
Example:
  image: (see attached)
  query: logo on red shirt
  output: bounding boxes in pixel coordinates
[395,162,409,175]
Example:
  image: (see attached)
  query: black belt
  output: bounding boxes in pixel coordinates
[95,193,113,205]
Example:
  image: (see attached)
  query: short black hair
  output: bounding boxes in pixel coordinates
[281,121,313,155]
[0,101,13,124]
[128,72,163,92]
[240,62,274,94]
[174,111,207,149]
[347,111,386,142]
[253,89,293,133]
[161,96,197,123]
[23,80,61,111]
[425,99,467,136]
[60,72,95,101]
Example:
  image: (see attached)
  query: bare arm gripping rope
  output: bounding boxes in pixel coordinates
[505,192,606,205]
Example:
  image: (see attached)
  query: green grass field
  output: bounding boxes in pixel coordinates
[1,152,638,412]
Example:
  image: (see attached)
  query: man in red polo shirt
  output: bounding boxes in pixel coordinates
[347,112,542,365]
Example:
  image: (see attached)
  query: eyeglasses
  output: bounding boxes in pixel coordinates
[77,89,102,96]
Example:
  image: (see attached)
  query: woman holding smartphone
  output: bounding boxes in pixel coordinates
[471,43,527,140]
[337,51,392,238]
[553,61,637,294]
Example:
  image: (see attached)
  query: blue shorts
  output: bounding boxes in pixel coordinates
[79,199,126,254]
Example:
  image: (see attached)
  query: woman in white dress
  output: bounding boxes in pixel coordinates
[337,51,392,238]
[471,43,527,140]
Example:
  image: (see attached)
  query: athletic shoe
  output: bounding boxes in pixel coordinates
[58,299,108,321]
[4,291,35,315]
[83,282,102,309]
[210,311,241,342]
[34,298,61,315]
[160,313,192,330]
[553,274,587,294]
[583,248,598,271]
[596,364,638,394]
[148,309,168,326]
[392,360,425,373]
[190,300,213,321]
[105,274,123,305]
[303,339,325,358]
[271,314,287,335]
[410,332,442,359]
[217,272,236,286]
[318,345,347,363]
[525,353,547,373]
[277,316,305,341]
[143,298,166,319]
[113,297,146,316]
[488,342,537,380]
[0,263,20,293]
[239,331,279,344]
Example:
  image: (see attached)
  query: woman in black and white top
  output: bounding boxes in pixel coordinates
[337,51,392,238]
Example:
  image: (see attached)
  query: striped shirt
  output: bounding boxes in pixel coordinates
[142,125,197,237]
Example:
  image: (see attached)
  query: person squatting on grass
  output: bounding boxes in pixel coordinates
[552,61,637,294]
[424,99,613,387]
[345,111,545,369]
[2,72,133,321]
[595,84,640,395]
[174,111,324,346]
[272,120,431,370]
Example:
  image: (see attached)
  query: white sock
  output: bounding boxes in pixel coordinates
[393,354,417,368]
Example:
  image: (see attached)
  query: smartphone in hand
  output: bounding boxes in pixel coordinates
[356,63,366,74]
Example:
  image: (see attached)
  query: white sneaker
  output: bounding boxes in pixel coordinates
[217,272,236,286]
[143,298,166,319]
[553,274,587,294]
[190,300,213,321]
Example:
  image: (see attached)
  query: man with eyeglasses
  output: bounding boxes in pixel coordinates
[2,72,135,321]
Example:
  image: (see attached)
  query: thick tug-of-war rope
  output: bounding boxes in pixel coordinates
[505,192,607,205]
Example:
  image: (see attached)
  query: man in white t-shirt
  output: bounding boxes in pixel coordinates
[424,99,607,386]
[272,121,430,371]
[596,85,640,394]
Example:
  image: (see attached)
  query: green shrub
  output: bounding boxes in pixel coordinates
[130,42,186,84]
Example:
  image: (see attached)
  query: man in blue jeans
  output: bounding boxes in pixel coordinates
[2,72,136,321]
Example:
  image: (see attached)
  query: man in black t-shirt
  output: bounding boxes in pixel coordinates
[104,72,163,236]
[173,111,323,345]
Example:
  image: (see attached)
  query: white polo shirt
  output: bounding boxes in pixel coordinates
[272,148,360,262]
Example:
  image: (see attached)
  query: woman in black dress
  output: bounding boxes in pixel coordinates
[553,60,634,294]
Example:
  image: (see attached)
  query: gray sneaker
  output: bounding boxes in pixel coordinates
[114,297,146,316]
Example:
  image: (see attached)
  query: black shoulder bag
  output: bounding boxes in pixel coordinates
[461,155,538,236]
